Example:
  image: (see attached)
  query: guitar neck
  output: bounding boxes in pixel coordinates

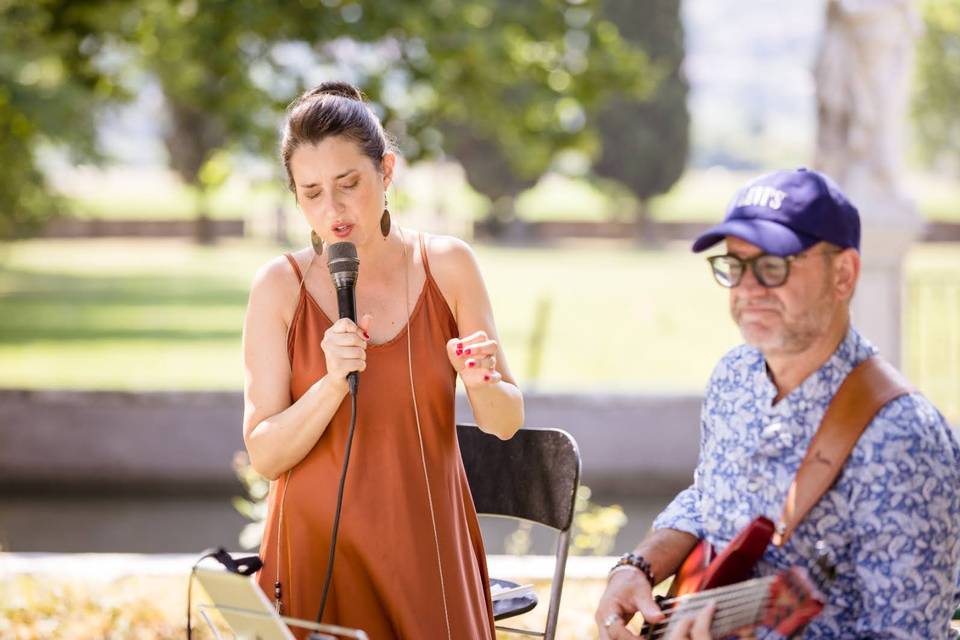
[643,575,776,639]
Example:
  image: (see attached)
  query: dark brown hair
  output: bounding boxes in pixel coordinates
[281,81,391,192]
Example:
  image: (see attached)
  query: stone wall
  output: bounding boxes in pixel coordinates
[0,389,701,497]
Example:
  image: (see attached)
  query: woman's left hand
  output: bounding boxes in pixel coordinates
[447,331,502,388]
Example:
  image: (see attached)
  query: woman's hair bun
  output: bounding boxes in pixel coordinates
[307,81,364,102]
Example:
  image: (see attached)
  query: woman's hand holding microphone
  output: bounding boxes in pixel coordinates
[321,314,373,390]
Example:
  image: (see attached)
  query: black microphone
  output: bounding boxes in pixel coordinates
[326,241,361,396]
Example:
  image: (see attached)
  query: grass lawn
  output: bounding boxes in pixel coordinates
[0,237,740,394]
[1,237,958,424]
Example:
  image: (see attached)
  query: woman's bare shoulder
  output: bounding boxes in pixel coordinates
[422,233,485,308]
[423,233,477,272]
[248,250,311,320]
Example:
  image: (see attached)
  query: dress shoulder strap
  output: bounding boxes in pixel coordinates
[418,232,434,280]
[773,356,914,546]
[283,253,304,283]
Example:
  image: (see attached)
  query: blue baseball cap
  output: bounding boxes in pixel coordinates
[691,168,861,256]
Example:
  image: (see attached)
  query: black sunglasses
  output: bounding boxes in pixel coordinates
[707,249,841,288]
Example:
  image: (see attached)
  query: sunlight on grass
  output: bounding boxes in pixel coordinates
[0,237,957,422]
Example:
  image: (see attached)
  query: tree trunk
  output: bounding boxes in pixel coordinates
[193,188,215,245]
[633,198,658,247]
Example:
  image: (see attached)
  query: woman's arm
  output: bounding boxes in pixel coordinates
[241,256,368,480]
[428,236,524,439]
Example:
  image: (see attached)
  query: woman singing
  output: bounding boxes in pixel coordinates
[242,81,524,639]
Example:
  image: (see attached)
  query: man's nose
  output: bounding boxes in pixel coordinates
[736,263,766,294]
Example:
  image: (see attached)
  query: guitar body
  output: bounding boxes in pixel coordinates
[642,516,824,639]
[668,516,776,598]
[667,539,713,598]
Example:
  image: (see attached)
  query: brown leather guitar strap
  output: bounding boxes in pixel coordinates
[772,356,914,547]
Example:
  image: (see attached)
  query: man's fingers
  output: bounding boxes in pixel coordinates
[690,601,715,639]
[665,613,694,640]
[607,617,640,640]
[634,592,665,624]
[664,601,715,640]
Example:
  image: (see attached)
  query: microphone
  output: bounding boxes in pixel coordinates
[326,241,361,396]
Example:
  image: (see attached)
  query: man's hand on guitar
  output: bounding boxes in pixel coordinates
[595,568,664,639]
[664,601,715,640]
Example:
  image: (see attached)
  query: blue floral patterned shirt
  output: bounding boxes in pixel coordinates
[654,327,960,639]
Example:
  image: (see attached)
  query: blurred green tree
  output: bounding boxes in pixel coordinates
[913,0,960,175]
[592,0,689,242]
[2,0,653,239]
[113,0,292,242]
[278,0,655,231]
[0,1,125,238]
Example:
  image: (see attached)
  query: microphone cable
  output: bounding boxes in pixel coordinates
[316,386,359,623]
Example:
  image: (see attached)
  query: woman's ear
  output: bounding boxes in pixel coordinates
[381,152,397,189]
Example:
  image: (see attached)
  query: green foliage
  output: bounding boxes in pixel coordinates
[118,0,283,184]
[406,0,654,204]
[273,0,656,216]
[0,0,125,237]
[592,0,689,222]
[2,0,654,236]
[570,485,627,556]
[913,0,960,173]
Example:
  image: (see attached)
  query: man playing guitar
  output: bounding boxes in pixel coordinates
[596,169,960,639]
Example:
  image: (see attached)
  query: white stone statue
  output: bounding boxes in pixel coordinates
[814,0,922,212]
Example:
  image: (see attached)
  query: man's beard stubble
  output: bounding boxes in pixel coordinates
[732,276,835,355]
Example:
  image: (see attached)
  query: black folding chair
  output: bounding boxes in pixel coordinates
[456,424,581,640]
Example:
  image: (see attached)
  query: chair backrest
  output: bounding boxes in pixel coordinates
[456,424,581,532]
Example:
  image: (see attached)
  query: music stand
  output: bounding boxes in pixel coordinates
[194,566,369,640]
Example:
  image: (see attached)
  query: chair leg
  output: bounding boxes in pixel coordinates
[544,530,571,640]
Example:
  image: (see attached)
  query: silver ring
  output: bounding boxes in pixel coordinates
[603,613,621,628]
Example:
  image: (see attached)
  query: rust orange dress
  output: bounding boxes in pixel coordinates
[256,235,496,640]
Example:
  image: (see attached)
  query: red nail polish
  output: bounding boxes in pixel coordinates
[468,361,475,368]
[364,331,370,339]
[483,374,490,382]
[464,348,472,355]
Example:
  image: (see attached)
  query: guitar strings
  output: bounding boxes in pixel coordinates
[656,575,774,611]
[643,578,777,639]
[645,593,774,640]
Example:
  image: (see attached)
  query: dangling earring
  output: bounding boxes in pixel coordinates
[380,197,391,238]
[311,230,324,255]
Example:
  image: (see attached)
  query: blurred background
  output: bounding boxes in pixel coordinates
[1,0,959,637]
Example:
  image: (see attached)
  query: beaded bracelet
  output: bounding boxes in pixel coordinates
[609,552,655,586]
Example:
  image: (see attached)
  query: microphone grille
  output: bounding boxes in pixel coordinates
[326,241,359,275]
